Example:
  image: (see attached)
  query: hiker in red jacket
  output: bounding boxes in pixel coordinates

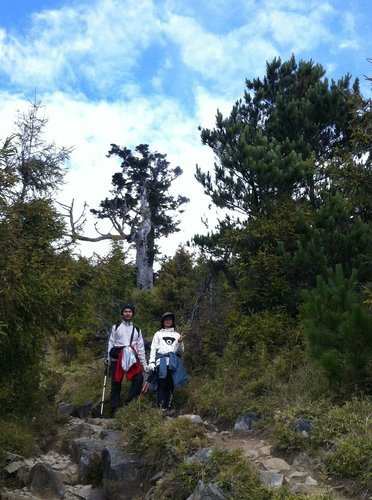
[105,304,148,417]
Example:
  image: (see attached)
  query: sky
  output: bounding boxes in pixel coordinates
[0,0,371,262]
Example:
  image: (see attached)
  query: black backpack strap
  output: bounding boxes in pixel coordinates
[130,326,135,345]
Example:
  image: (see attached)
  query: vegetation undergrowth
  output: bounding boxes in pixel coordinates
[151,446,333,500]
[114,400,208,475]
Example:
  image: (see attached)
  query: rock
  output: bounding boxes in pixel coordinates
[203,421,219,432]
[71,437,105,484]
[290,483,311,494]
[291,418,313,436]
[5,452,25,462]
[4,461,24,476]
[64,483,105,499]
[259,445,272,456]
[219,431,230,439]
[305,476,318,486]
[292,452,313,468]
[58,402,73,416]
[288,471,307,480]
[29,462,66,499]
[185,447,213,464]
[101,447,146,500]
[260,457,291,472]
[72,400,94,420]
[259,471,284,488]
[206,431,217,439]
[234,413,260,433]
[186,479,228,499]
[244,449,259,460]
[149,471,163,484]
[179,414,204,425]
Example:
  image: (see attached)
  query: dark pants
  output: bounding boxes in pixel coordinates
[157,368,174,409]
[110,360,143,417]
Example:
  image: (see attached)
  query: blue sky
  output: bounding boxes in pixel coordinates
[0,0,371,258]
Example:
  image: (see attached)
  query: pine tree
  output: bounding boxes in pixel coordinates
[196,55,357,217]
[300,265,372,392]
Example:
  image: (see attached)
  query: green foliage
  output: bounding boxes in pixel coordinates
[0,419,34,461]
[273,396,372,490]
[115,401,208,474]
[184,340,306,427]
[226,308,301,358]
[311,398,372,448]
[314,398,372,488]
[184,374,260,426]
[196,55,357,217]
[292,192,372,288]
[55,350,105,409]
[0,201,73,415]
[153,447,269,499]
[0,100,70,205]
[300,265,372,392]
[56,244,137,351]
[155,247,197,318]
[324,436,372,484]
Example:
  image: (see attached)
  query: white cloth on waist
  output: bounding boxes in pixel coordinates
[121,346,137,371]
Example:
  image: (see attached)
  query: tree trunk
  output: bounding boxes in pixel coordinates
[134,185,153,289]
[135,224,153,289]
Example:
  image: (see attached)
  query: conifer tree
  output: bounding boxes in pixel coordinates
[196,55,358,217]
[69,144,189,289]
[300,265,372,392]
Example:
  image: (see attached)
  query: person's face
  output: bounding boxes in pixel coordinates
[163,316,173,327]
[122,308,134,321]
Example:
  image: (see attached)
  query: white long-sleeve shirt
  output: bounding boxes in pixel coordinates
[149,327,184,366]
[106,321,147,368]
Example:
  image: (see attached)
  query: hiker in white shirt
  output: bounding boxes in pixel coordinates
[148,312,186,409]
[105,304,148,417]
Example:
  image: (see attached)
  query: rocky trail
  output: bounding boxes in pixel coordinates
[1,410,357,500]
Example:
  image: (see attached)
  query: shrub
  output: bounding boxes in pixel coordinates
[324,435,372,484]
[226,308,301,359]
[311,397,372,448]
[153,447,269,499]
[0,419,35,461]
[115,400,208,474]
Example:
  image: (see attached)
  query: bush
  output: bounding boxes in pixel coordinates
[226,308,301,359]
[311,397,372,448]
[115,400,208,474]
[324,436,372,484]
[153,447,269,499]
[0,419,35,461]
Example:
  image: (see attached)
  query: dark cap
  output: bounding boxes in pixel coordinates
[121,303,135,315]
[161,311,175,327]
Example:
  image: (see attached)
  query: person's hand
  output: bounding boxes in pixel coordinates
[147,362,155,371]
[178,334,186,343]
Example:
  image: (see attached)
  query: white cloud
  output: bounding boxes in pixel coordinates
[0,0,162,92]
[0,0,368,261]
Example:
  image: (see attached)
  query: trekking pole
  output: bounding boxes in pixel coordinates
[100,364,110,416]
